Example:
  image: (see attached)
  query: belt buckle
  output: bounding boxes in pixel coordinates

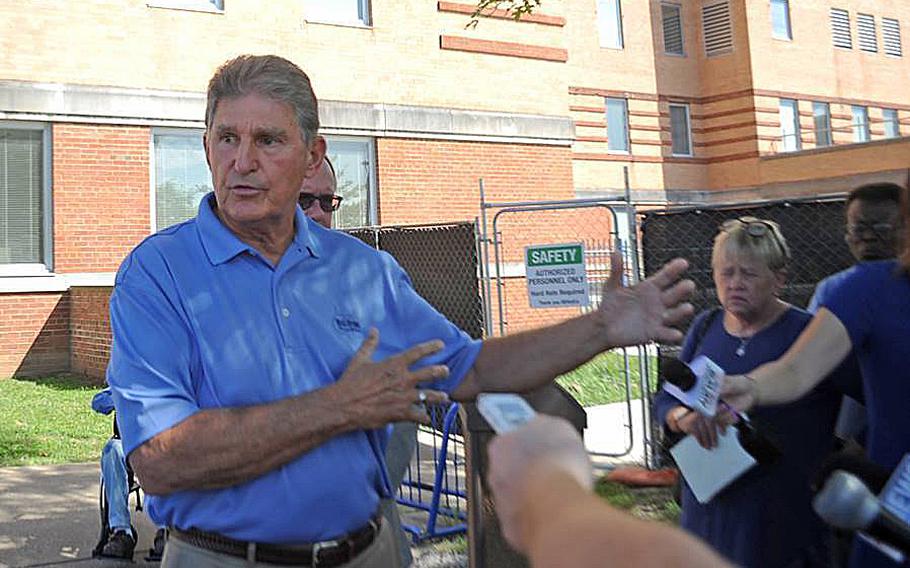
[312,539,339,567]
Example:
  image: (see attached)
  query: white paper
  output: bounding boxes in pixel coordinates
[670,428,757,504]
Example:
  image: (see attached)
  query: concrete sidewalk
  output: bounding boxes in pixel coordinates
[0,463,160,568]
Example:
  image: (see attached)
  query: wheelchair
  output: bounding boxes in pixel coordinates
[92,417,165,561]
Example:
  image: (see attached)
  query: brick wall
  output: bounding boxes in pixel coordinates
[53,124,151,273]
[70,287,113,381]
[0,293,69,378]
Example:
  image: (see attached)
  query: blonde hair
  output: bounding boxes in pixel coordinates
[712,216,791,272]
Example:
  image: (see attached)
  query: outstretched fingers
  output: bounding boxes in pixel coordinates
[350,328,380,368]
[648,258,690,290]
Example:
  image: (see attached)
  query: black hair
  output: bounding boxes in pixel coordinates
[846,182,902,206]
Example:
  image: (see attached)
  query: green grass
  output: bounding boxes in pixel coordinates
[595,479,680,525]
[556,351,656,406]
[0,376,110,467]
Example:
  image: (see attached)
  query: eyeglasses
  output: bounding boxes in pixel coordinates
[720,217,790,261]
[846,222,895,239]
[299,193,343,212]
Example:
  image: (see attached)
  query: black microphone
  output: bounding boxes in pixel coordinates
[815,446,892,494]
[661,358,780,465]
[814,470,910,554]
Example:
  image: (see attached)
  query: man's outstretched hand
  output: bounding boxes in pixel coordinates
[598,251,694,347]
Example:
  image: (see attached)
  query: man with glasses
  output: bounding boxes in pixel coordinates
[299,155,342,228]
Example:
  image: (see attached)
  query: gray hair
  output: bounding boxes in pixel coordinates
[205,55,319,144]
[712,216,791,272]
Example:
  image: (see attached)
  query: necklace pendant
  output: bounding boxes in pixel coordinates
[735,344,746,356]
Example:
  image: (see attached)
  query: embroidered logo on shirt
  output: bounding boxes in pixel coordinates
[334,314,362,333]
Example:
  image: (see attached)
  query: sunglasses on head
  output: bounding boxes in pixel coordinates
[299,193,343,212]
[720,217,790,261]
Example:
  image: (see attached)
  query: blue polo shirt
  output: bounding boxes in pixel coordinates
[107,193,481,544]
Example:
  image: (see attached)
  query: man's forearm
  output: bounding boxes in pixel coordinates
[523,470,730,568]
[131,384,356,495]
[454,311,608,400]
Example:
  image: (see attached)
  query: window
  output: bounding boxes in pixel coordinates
[596,0,624,49]
[0,123,51,271]
[669,104,692,156]
[327,137,376,229]
[883,18,903,57]
[779,99,801,152]
[605,98,630,153]
[770,0,792,40]
[852,105,870,142]
[152,131,377,230]
[813,102,832,147]
[883,109,901,138]
[147,0,223,12]
[304,0,370,26]
[857,13,878,53]
[661,4,685,55]
[703,1,733,57]
[830,8,852,49]
[152,130,213,231]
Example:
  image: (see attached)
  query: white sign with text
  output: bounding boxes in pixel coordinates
[525,243,590,309]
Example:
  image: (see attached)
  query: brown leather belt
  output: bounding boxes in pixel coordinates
[170,514,381,566]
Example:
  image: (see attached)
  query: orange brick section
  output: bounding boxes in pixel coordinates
[53,124,151,273]
[440,36,568,63]
[0,293,70,379]
[70,287,113,381]
[437,2,566,26]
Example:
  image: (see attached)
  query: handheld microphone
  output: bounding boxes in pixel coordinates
[661,355,723,417]
[662,357,780,465]
[814,470,910,555]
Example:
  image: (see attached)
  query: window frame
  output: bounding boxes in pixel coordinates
[596,0,624,50]
[830,8,853,50]
[324,135,378,229]
[857,13,878,53]
[0,121,53,275]
[770,0,792,41]
[146,0,224,14]
[812,101,833,148]
[304,0,372,27]
[851,105,870,143]
[883,17,903,57]
[149,127,212,234]
[669,103,693,157]
[661,3,686,56]
[883,108,901,138]
[778,99,801,152]
[605,97,630,154]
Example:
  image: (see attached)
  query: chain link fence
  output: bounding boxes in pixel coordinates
[347,221,485,340]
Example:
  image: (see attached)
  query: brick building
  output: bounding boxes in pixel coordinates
[2,0,909,379]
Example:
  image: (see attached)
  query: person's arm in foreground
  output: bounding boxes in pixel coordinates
[487,416,730,568]
[721,308,852,412]
[454,253,694,400]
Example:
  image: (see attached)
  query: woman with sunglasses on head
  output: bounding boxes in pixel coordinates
[654,216,843,568]
[723,191,910,568]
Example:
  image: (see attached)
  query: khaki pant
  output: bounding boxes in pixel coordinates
[162,521,401,568]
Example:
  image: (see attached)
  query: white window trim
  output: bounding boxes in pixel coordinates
[146,0,224,14]
[779,99,801,152]
[0,120,53,273]
[596,0,624,50]
[661,3,686,57]
[669,104,693,157]
[852,105,870,142]
[605,98,630,155]
[149,127,208,234]
[326,135,378,227]
[770,0,792,41]
[303,0,372,28]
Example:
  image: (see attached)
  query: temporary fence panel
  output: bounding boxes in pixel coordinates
[346,222,476,540]
[478,195,655,464]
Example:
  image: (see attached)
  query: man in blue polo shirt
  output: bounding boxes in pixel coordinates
[107,54,694,568]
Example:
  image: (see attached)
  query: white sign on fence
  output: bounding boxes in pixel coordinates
[525,242,590,309]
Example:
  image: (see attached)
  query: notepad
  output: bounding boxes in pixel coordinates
[670,428,757,504]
